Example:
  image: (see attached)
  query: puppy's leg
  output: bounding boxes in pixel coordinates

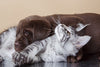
[67,49,83,63]
[98,54,100,60]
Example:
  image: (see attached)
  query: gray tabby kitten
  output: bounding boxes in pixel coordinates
[13,23,91,65]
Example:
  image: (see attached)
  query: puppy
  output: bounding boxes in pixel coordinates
[14,13,100,62]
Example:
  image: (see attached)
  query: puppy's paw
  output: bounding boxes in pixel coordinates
[98,56,100,60]
[67,49,83,63]
[0,55,3,63]
[12,52,28,65]
[67,56,77,63]
[67,55,82,63]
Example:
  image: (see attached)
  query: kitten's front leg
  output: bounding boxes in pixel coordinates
[13,41,45,65]
[12,51,28,65]
[12,52,41,65]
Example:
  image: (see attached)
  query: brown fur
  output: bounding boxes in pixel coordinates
[15,13,100,62]
[15,16,51,52]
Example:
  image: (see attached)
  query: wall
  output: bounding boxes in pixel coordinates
[0,0,100,32]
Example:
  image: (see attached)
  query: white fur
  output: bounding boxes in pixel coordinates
[0,23,91,65]
[0,27,16,66]
[23,24,91,63]
[76,23,90,32]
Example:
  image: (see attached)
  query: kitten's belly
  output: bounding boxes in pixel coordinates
[40,52,66,62]
[40,44,67,62]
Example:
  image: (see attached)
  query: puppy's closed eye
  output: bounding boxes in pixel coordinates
[23,30,32,37]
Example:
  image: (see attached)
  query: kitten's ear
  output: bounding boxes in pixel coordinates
[55,26,64,42]
[74,36,91,49]
[76,23,90,32]
[55,24,72,42]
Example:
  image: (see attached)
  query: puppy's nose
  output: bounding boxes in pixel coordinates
[14,42,22,52]
[15,42,20,47]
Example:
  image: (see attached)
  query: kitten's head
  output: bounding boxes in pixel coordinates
[55,24,91,55]
[55,24,74,42]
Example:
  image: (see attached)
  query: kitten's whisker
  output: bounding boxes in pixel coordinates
[57,16,61,24]
[51,17,59,25]
[57,20,61,24]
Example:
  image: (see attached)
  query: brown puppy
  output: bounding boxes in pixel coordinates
[15,16,51,52]
[15,13,100,62]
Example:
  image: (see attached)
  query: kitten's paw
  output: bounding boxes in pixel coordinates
[0,55,3,63]
[12,52,28,65]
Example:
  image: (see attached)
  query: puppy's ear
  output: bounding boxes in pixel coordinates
[30,19,51,41]
[74,36,91,49]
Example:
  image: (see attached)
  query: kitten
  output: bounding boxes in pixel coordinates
[0,22,90,66]
[12,24,91,65]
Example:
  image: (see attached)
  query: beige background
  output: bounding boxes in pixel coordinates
[0,0,100,32]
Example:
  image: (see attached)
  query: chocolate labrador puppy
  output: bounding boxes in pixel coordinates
[14,13,100,62]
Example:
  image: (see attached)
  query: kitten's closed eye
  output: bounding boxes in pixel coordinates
[64,28,67,31]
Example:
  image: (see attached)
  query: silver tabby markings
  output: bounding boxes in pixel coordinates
[13,23,91,65]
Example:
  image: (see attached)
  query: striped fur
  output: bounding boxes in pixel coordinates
[13,24,91,65]
[0,23,91,66]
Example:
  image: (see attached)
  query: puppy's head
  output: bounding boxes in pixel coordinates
[15,16,51,52]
